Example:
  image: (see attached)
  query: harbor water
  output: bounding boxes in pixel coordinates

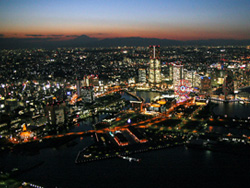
[1,91,250,187]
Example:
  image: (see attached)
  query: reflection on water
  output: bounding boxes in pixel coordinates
[121,91,160,103]
[206,125,250,136]
[122,91,250,118]
[212,101,250,118]
[4,145,249,188]
[136,91,160,103]
[123,91,250,119]
[1,91,250,187]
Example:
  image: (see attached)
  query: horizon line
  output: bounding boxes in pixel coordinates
[1,34,250,41]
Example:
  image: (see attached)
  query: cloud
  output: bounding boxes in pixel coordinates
[25,34,74,38]
[25,37,54,41]
[48,34,64,37]
[26,34,64,37]
[26,34,45,37]
[66,35,79,37]
[88,33,105,37]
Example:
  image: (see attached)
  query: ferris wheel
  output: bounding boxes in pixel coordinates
[175,79,192,99]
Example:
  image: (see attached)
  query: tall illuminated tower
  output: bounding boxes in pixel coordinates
[138,68,146,83]
[173,63,183,88]
[148,45,161,86]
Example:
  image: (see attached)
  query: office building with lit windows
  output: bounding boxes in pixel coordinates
[138,68,147,83]
[183,69,195,87]
[148,45,161,86]
[173,63,183,88]
[45,101,66,126]
[201,76,211,92]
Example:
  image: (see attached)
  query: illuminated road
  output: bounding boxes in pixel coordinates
[95,86,123,98]
[12,98,195,144]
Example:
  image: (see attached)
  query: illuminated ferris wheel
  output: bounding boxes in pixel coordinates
[175,79,192,97]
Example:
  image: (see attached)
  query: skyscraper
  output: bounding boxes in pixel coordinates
[45,101,67,126]
[223,74,234,100]
[76,79,81,96]
[138,68,146,83]
[201,76,211,92]
[173,63,183,88]
[183,69,195,87]
[148,45,161,86]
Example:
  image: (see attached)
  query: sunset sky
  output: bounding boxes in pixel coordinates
[0,0,249,40]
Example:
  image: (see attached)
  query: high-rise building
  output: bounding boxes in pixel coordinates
[183,69,195,87]
[161,64,169,81]
[218,70,226,85]
[169,63,173,81]
[193,74,211,92]
[89,75,99,86]
[81,75,99,87]
[5,98,18,113]
[210,68,219,88]
[76,80,81,96]
[82,76,90,87]
[201,76,211,92]
[138,68,146,83]
[173,63,183,88]
[81,86,95,103]
[45,101,67,126]
[0,98,5,114]
[223,74,234,99]
[148,45,161,86]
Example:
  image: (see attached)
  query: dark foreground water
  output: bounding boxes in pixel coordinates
[1,91,250,188]
[212,101,250,118]
[1,139,250,188]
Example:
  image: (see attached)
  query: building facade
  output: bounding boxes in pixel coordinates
[148,45,161,86]
[45,101,66,126]
[138,68,147,83]
[173,63,183,88]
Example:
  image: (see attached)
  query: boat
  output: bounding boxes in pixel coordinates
[239,100,245,105]
[83,154,92,158]
[117,155,141,162]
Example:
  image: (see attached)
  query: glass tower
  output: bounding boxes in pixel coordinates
[148,45,161,86]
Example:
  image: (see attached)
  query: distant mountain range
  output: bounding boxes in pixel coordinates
[0,35,250,49]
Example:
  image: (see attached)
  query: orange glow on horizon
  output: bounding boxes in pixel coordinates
[2,25,250,41]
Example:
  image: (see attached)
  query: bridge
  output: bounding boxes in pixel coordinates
[12,97,195,145]
[121,89,144,102]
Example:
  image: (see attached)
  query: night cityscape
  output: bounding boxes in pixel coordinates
[1,0,250,188]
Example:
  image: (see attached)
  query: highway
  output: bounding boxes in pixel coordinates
[11,97,198,144]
